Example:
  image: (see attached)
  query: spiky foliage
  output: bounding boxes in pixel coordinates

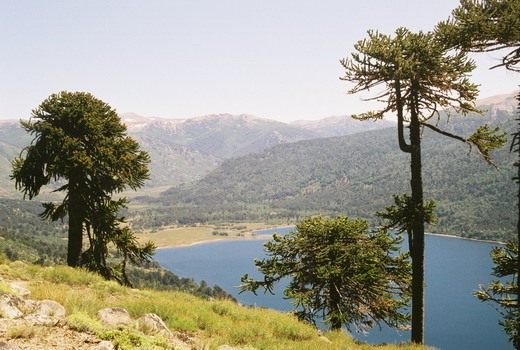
[340,28,505,161]
[474,91,520,349]
[438,2,519,347]
[437,0,520,71]
[475,241,519,347]
[11,91,153,283]
[377,194,436,252]
[340,28,505,344]
[240,216,411,332]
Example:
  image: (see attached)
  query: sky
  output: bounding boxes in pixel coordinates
[1,0,517,122]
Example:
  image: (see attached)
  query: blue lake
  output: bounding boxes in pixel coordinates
[154,228,512,350]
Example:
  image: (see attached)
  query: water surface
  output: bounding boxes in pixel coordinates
[155,228,511,350]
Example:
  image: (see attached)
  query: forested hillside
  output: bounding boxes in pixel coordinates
[0,113,393,192]
[140,101,516,241]
[1,93,516,241]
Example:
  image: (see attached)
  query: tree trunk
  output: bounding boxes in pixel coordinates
[513,92,520,350]
[67,173,83,267]
[329,280,342,330]
[516,147,520,350]
[410,97,425,344]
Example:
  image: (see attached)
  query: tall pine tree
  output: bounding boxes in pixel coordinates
[341,28,505,343]
[12,91,153,283]
[438,1,520,347]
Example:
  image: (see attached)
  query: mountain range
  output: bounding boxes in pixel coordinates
[0,112,393,194]
[0,92,517,240]
[134,92,518,241]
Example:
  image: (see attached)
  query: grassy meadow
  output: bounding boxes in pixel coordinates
[136,223,284,248]
[0,260,433,350]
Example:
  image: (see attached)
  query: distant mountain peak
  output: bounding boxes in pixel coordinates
[476,91,519,113]
[187,113,284,125]
[290,115,394,137]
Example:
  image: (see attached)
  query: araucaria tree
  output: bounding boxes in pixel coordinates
[437,1,520,347]
[12,91,154,284]
[340,28,505,343]
[437,0,519,71]
[240,216,411,331]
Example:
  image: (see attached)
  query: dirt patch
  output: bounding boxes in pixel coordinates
[0,319,101,350]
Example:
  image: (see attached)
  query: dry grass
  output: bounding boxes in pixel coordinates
[136,222,278,248]
[0,261,435,350]
[6,324,39,339]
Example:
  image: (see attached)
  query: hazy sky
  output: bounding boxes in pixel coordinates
[1,0,517,122]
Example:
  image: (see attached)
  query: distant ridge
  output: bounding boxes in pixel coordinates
[150,92,517,241]
[476,91,519,114]
[291,115,394,137]
[0,91,516,195]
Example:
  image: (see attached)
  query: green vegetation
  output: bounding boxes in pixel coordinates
[135,222,271,248]
[340,24,505,343]
[0,198,66,238]
[0,260,432,350]
[475,241,519,347]
[437,0,519,72]
[11,91,154,284]
[241,216,411,331]
[6,324,38,339]
[138,107,515,241]
[0,223,234,300]
[438,1,520,348]
[125,261,235,301]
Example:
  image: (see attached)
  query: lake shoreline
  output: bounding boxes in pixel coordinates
[154,227,511,350]
[155,234,274,250]
[426,232,505,245]
[154,226,504,250]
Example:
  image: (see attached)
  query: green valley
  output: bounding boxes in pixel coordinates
[136,96,517,242]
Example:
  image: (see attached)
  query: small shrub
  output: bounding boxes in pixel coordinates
[229,326,267,345]
[41,266,100,286]
[67,312,103,334]
[211,231,229,236]
[211,303,231,316]
[0,281,13,294]
[7,325,37,339]
[100,328,169,350]
[0,251,8,264]
[273,322,313,341]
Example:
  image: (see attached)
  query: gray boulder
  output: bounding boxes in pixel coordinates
[25,299,66,326]
[8,282,30,299]
[0,341,21,350]
[0,294,23,319]
[91,340,115,350]
[137,313,172,337]
[96,307,132,328]
[34,300,66,318]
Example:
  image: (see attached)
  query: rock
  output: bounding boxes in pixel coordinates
[169,338,192,350]
[0,341,20,350]
[21,299,39,314]
[319,335,332,343]
[23,300,66,326]
[91,340,115,350]
[0,294,23,319]
[25,314,62,326]
[137,313,173,338]
[34,300,66,318]
[96,307,132,328]
[8,282,30,299]
[136,314,193,350]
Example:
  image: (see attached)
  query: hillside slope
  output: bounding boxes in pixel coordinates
[0,260,430,350]
[152,104,516,241]
[291,115,394,137]
[0,113,392,194]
